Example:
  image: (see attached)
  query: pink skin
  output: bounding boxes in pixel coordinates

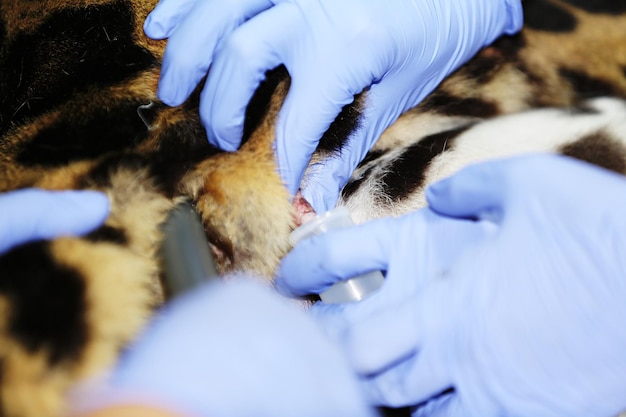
[292,191,317,227]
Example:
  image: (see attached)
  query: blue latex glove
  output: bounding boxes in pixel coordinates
[278,154,626,417]
[71,279,376,417]
[0,189,109,254]
[144,0,523,212]
[275,203,488,304]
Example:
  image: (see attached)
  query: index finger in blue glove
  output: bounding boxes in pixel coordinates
[425,157,510,222]
[274,12,415,203]
[299,103,395,213]
[276,216,396,297]
[0,189,109,254]
[143,0,197,39]
[275,69,370,198]
[300,73,448,212]
[153,0,274,107]
[200,3,298,152]
[299,156,347,214]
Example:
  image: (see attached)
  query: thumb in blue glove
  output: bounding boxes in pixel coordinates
[0,189,110,254]
[145,0,523,212]
[279,154,626,417]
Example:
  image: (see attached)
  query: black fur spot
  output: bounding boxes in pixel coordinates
[0,0,156,134]
[148,134,222,198]
[490,33,526,60]
[341,165,376,201]
[146,98,221,197]
[79,137,217,199]
[16,101,152,167]
[81,153,152,189]
[379,127,468,202]
[85,225,128,245]
[242,66,289,145]
[523,0,577,32]
[461,53,505,85]
[560,130,626,174]
[559,68,619,98]
[562,0,626,14]
[516,62,547,91]
[0,12,5,45]
[359,149,387,167]
[421,93,499,118]
[0,242,88,366]
[461,35,525,84]
[341,150,386,200]
[317,93,364,154]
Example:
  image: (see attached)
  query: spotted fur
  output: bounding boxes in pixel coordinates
[1,0,626,416]
[341,98,626,222]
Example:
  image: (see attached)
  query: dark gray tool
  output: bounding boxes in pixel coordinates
[160,200,219,297]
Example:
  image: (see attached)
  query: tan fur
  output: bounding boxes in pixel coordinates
[1,238,157,417]
[182,80,294,276]
[1,1,626,416]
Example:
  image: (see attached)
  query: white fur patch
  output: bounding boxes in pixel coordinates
[340,97,626,223]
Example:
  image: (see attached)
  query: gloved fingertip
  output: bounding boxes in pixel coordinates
[503,0,524,35]
[71,188,109,204]
[275,240,337,298]
[425,174,478,216]
[204,119,243,152]
[61,190,111,226]
[1,189,111,250]
[271,276,295,298]
[156,62,205,108]
[425,162,507,221]
[207,136,239,153]
[77,190,110,214]
[300,171,342,214]
[301,188,330,215]
[143,14,169,40]
[274,251,319,298]
[156,85,186,108]
[424,179,450,206]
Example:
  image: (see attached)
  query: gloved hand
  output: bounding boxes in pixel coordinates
[0,189,109,254]
[275,201,489,308]
[278,154,626,417]
[70,279,376,417]
[144,0,523,212]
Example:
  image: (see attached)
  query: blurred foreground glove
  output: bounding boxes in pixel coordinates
[0,189,109,254]
[70,279,375,417]
[144,0,523,211]
[279,154,626,417]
